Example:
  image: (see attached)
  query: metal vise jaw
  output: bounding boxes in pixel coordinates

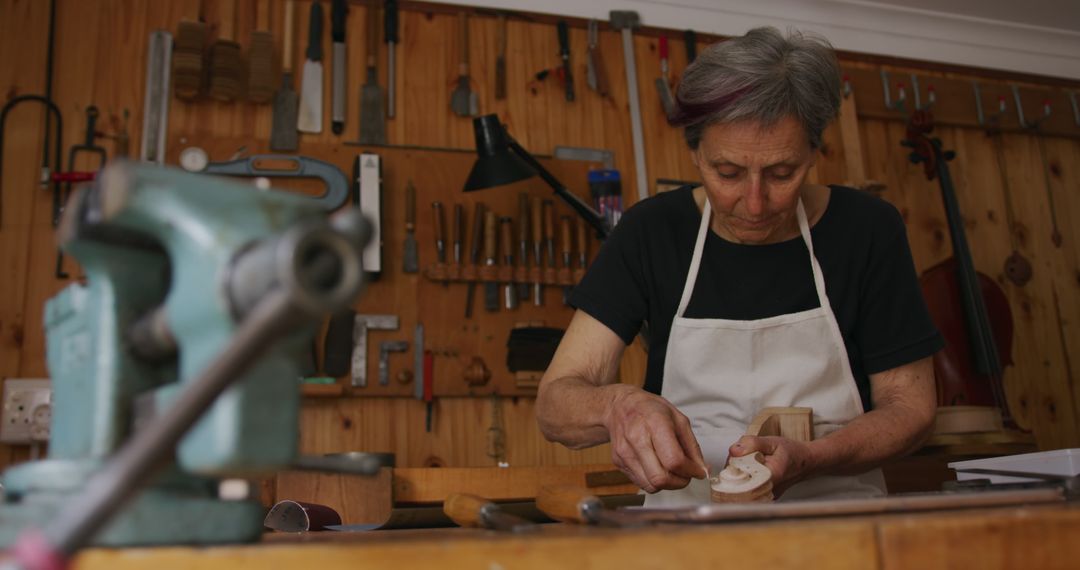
[0,161,369,547]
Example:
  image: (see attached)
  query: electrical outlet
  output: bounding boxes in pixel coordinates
[1,379,52,444]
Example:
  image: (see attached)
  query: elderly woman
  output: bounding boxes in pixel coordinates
[536,27,942,506]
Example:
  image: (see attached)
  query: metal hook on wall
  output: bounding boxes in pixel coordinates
[1011,85,1050,130]
[881,70,907,113]
[973,82,1008,128]
[911,75,935,111]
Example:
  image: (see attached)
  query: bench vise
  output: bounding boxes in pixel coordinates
[0,161,370,549]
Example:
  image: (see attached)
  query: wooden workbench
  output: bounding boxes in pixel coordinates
[73,503,1080,569]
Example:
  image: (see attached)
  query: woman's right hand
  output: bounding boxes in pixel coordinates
[603,384,709,493]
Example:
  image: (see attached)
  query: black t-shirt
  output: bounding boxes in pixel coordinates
[569,185,944,410]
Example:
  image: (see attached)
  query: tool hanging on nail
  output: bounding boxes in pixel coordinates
[356,153,383,277]
[543,200,556,301]
[450,13,479,117]
[56,106,108,279]
[141,30,171,163]
[330,0,348,135]
[0,96,63,232]
[466,202,485,318]
[483,210,499,312]
[655,36,675,116]
[298,0,324,134]
[433,201,448,288]
[517,194,530,301]
[560,216,572,305]
[423,350,435,431]
[271,0,299,151]
[247,0,276,104]
[453,203,464,269]
[385,0,399,118]
[499,217,518,310]
[495,14,508,100]
[208,0,242,102]
[530,196,544,305]
[585,20,610,98]
[173,8,208,101]
[610,11,648,202]
[403,181,419,273]
[684,29,697,65]
[557,20,575,102]
[359,1,387,144]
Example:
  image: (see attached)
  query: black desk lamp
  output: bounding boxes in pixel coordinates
[463,115,610,238]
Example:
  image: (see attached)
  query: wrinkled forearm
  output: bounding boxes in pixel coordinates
[536,377,631,449]
[806,398,935,478]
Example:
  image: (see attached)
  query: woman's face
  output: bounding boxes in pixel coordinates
[691,116,816,244]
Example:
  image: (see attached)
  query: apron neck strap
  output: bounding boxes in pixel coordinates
[675,193,829,318]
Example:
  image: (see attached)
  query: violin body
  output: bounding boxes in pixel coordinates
[920,258,1014,407]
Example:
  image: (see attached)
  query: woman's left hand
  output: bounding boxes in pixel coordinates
[728,435,818,495]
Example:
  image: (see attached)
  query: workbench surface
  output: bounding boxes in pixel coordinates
[72,503,1080,569]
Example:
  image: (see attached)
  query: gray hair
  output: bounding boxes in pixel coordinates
[669,27,841,150]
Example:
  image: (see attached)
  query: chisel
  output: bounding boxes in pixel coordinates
[402,181,418,273]
[432,201,447,288]
[297,1,324,134]
[423,350,434,432]
[385,0,399,118]
[483,211,499,312]
[517,193,530,301]
[453,203,463,268]
[465,202,485,318]
[543,200,556,297]
[530,196,543,305]
[499,217,517,310]
[330,0,347,134]
[536,486,647,527]
[576,216,588,274]
[444,493,534,531]
[557,20,574,102]
[270,0,299,151]
[560,215,572,305]
[359,1,386,144]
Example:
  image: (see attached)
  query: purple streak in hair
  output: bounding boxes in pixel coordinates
[667,86,753,127]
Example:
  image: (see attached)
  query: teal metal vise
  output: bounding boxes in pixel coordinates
[0,161,369,548]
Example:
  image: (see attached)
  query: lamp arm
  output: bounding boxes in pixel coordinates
[506,139,610,238]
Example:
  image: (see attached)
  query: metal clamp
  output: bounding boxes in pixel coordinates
[201,155,350,211]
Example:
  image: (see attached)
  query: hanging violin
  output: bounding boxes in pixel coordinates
[902,110,1016,425]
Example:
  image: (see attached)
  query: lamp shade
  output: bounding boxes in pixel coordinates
[463,115,536,192]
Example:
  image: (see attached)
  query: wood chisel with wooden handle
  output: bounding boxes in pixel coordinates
[444,493,534,531]
[432,201,447,282]
[465,202,485,318]
[494,14,507,100]
[499,217,517,310]
[385,0,399,118]
[517,193,530,301]
[576,216,588,278]
[423,350,434,431]
[297,1,324,133]
[537,486,647,527]
[655,36,675,116]
[359,1,386,144]
[483,211,499,312]
[402,181,418,273]
[453,203,463,268]
[330,0,347,134]
[560,215,572,305]
[270,0,299,151]
[557,20,574,102]
[543,200,556,294]
[450,13,478,117]
[530,196,543,305]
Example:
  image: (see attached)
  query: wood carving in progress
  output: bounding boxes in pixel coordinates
[710,407,814,503]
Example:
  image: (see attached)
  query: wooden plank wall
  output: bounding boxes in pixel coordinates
[1,0,1079,471]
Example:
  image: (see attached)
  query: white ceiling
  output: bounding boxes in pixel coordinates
[851,0,1080,33]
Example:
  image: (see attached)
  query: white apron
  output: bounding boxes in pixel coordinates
[644,196,887,507]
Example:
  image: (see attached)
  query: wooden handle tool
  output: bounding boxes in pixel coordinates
[499,217,517,309]
[444,493,534,531]
[453,203,463,264]
[432,201,446,263]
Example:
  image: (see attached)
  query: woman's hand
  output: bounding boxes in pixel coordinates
[604,385,709,493]
[728,435,817,495]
